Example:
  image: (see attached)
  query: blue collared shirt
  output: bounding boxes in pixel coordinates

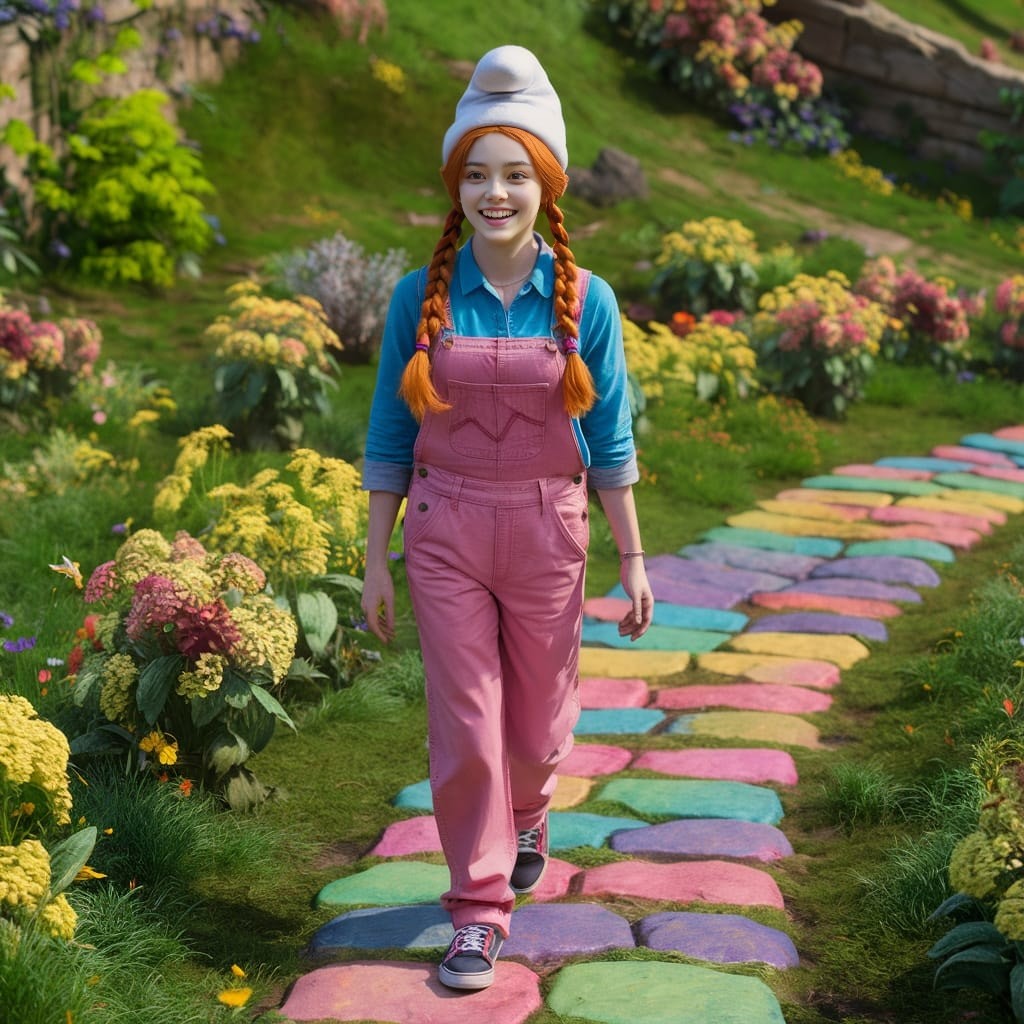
[362,236,638,494]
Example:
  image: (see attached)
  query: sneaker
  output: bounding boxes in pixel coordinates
[437,923,504,990]
[509,818,548,894]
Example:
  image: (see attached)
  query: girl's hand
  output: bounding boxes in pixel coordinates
[618,558,654,641]
[361,563,396,644]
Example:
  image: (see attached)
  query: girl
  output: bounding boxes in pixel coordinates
[360,44,653,991]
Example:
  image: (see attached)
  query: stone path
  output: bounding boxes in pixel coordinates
[278,426,1024,1023]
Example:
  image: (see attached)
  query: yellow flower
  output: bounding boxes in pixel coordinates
[138,730,179,766]
[48,556,83,589]
[0,695,73,826]
[231,963,247,978]
[74,864,107,882]
[217,988,252,1008]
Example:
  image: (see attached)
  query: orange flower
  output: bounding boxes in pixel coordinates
[669,311,696,337]
[179,779,193,797]
[1004,699,1016,717]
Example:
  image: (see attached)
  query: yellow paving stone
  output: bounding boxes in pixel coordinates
[679,710,824,749]
[552,775,593,809]
[898,495,1006,524]
[727,632,870,668]
[758,499,869,522]
[727,510,892,540]
[579,647,690,678]
[698,651,813,677]
[776,488,894,507]
[932,489,1024,514]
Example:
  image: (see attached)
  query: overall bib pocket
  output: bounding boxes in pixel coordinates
[447,380,548,463]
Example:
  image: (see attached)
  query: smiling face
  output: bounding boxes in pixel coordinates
[458,132,543,255]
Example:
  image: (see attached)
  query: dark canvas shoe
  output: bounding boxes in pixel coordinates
[437,923,504,990]
[509,817,548,894]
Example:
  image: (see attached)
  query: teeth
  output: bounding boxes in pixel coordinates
[482,211,514,220]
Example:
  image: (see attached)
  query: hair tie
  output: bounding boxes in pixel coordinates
[415,336,430,353]
[563,338,579,355]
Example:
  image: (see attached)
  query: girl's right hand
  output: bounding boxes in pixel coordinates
[361,563,396,644]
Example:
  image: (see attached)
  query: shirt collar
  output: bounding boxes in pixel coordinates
[456,232,554,299]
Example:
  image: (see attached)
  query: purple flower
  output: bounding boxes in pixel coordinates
[111,522,128,534]
[49,239,71,260]
[3,636,37,653]
[956,371,977,383]
[86,4,104,20]
[0,611,12,628]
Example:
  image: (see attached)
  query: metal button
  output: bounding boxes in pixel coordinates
[546,341,558,352]
[418,467,428,477]
[443,338,453,348]
[572,475,583,484]
[418,502,428,512]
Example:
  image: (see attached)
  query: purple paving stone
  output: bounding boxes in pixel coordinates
[579,676,649,708]
[647,576,750,609]
[638,911,800,968]
[677,542,824,579]
[279,960,542,1023]
[870,504,993,534]
[647,553,792,595]
[748,612,888,642]
[610,818,793,861]
[371,816,441,857]
[633,748,798,785]
[787,577,923,603]
[932,444,1015,467]
[654,682,832,713]
[561,743,634,777]
[502,903,635,964]
[810,556,941,587]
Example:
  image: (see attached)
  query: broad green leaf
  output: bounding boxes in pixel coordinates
[249,683,296,731]
[317,573,364,594]
[928,922,1008,960]
[206,730,250,776]
[47,827,97,898]
[136,654,184,724]
[296,590,337,657]
[1011,962,1024,1021]
[221,668,253,709]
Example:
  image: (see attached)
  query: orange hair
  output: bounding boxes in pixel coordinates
[399,126,597,420]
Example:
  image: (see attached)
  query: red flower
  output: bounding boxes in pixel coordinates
[670,311,696,337]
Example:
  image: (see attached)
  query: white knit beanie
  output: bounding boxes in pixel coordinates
[442,45,568,170]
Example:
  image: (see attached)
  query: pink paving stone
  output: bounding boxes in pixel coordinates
[751,590,902,619]
[579,859,785,909]
[932,444,1015,467]
[870,504,993,534]
[371,816,441,857]
[527,857,580,902]
[883,523,983,549]
[653,682,832,713]
[579,676,650,708]
[279,960,542,1023]
[633,748,799,785]
[697,652,842,689]
[973,465,1024,483]
[832,463,935,480]
[560,743,634,777]
[994,426,1024,441]
[775,487,893,506]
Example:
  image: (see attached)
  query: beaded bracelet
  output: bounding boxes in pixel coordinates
[620,550,645,561]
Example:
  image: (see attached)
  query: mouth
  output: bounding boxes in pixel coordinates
[481,209,516,222]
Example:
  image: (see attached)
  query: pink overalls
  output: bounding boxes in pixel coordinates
[404,274,592,937]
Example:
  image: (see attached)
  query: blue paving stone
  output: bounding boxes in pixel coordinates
[575,708,666,735]
[549,811,648,849]
[678,542,824,579]
[844,539,955,563]
[810,555,941,587]
[786,577,923,602]
[875,456,978,472]
[610,818,793,861]
[961,432,1024,459]
[394,780,433,810]
[599,778,784,825]
[310,905,452,953]
[638,911,799,968]
[503,903,635,963]
[801,474,944,496]
[933,472,1024,499]
[582,620,730,653]
[702,526,844,558]
[748,612,888,641]
[604,585,747,631]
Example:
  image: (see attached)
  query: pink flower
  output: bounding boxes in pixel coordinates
[92,409,108,425]
[84,560,119,603]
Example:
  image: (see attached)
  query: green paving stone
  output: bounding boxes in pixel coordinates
[549,811,648,849]
[933,472,1024,500]
[599,778,783,825]
[702,526,843,558]
[582,621,730,652]
[315,861,449,908]
[801,474,944,496]
[668,710,823,749]
[844,539,955,563]
[546,961,786,1024]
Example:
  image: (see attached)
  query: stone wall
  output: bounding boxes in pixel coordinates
[771,0,1024,170]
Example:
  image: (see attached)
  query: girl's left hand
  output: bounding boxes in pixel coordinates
[618,558,654,641]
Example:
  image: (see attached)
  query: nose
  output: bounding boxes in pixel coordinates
[485,177,508,201]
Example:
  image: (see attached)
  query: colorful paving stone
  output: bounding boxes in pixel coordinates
[785,576,923,602]
[843,539,956,561]
[899,494,1007,524]
[727,509,889,540]
[393,780,433,811]
[609,818,793,861]
[502,903,635,963]
[878,525,981,550]
[632,748,798,785]
[586,594,748,632]
[280,960,542,1024]
[702,526,843,557]
[581,620,730,653]
[747,612,888,642]
[751,589,902,619]
[547,961,786,1024]
[578,677,650,709]
[678,541,826,577]
[932,444,1015,466]
[599,778,784,825]
[553,775,593,808]
[775,487,894,507]
[870,504,994,533]
[928,487,1024,513]
[579,859,785,909]
[549,811,648,849]
[315,862,449,909]
[575,708,666,735]
[961,431,1024,458]
[310,904,452,953]
[933,472,1024,502]
[994,426,1024,442]
[561,742,635,776]
[756,498,870,521]
[637,911,799,969]
[668,710,823,749]
[578,647,690,677]
[973,465,1024,483]
[728,631,870,667]
[811,555,941,587]
[696,652,842,688]
[801,474,944,496]
[875,456,978,472]
[834,462,938,479]
[645,553,792,595]
[654,681,832,713]
[371,815,440,857]
[528,857,581,901]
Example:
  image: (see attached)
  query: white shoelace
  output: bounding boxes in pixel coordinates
[451,924,491,955]
[517,826,543,852]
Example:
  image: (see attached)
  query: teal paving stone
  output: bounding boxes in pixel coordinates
[933,471,1024,499]
[582,620,730,653]
[549,810,648,849]
[609,818,793,861]
[647,553,792,595]
[575,708,666,735]
[315,862,449,909]
[310,904,452,953]
[546,960,787,1024]
[702,526,844,558]
[801,474,944,496]
[678,541,824,579]
[502,903,635,964]
[598,778,783,826]
[748,611,888,642]
[844,539,955,563]
[876,456,980,472]
[603,586,748,631]
[810,555,941,587]
[637,911,799,968]
[788,577,923,602]
[961,432,1024,459]
[394,779,433,810]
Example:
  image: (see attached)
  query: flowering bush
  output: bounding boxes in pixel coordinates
[994,275,1024,381]
[207,280,343,449]
[653,216,760,315]
[752,271,887,418]
[855,257,972,374]
[0,299,101,411]
[274,230,407,364]
[73,359,177,429]
[74,529,298,810]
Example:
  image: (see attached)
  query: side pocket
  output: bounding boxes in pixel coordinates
[403,484,446,547]
[551,488,590,559]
